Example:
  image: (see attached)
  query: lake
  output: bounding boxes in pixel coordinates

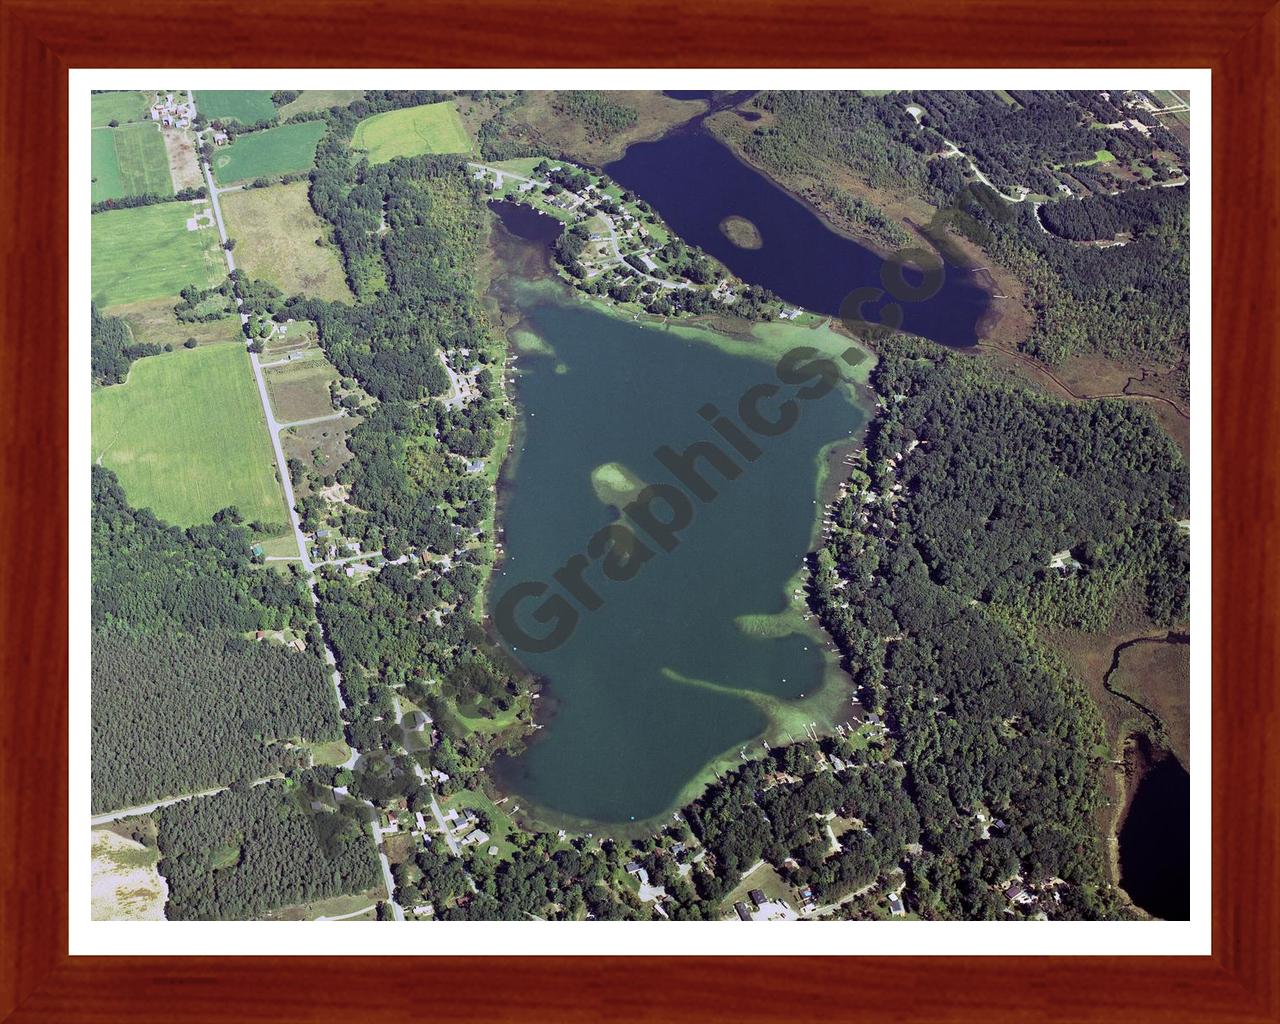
[606,127,992,347]
[1118,735,1191,920]
[487,212,868,825]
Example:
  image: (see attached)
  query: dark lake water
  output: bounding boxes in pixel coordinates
[1118,736,1190,920]
[606,129,992,347]
[485,222,866,824]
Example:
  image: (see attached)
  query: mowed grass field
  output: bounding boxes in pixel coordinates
[220,182,352,301]
[278,90,365,118]
[92,344,287,526]
[212,121,327,184]
[92,91,150,127]
[92,201,224,308]
[350,101,470,163]
[91,123,173,203]
[195,90,277,124]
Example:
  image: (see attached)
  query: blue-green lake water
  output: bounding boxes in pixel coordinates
[488,266,868,826]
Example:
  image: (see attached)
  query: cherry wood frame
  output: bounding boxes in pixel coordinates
[2,1,1276,1020]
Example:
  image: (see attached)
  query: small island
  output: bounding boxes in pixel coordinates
[718,214,763,250]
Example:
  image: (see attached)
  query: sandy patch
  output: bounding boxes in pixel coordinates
[91,828,167,920]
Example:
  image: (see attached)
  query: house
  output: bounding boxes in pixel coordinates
[1004,883,1035,906]
[829,755,847,772]
[624,861,642,875]
[462,829,490,847]
[734,902,752,921]
[887,892,906,916]
[749,889,767,907]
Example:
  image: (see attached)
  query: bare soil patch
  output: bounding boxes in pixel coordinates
[91,828,167,920]
[162,127,203,191]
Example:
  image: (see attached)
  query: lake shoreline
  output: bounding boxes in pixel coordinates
[478,202,874,832]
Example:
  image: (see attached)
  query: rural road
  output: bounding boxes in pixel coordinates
[91,774,280,826]
[197,125,404,921]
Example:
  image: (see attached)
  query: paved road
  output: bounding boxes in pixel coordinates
[201,153,324,580]
[317,904,376,921]
[198,123,403,920]
[91,774,280,825]
[595,211,691,291]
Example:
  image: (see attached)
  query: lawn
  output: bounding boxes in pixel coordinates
[278,90,365,118]
[350,101,470,163]
[91,123,173,203]
[92,201,225,308]
[440,789,519,860]
[212,121,327,184]
[723,861,793,911]
[92,344,287,526]
[195,90,277,124]
[219,182,352,301]
[1077,148,1117,166]
[92,91,150,127]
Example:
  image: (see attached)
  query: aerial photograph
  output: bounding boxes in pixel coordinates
[88,87,1192,924]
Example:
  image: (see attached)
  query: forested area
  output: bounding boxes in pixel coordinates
[92,631,339,810]
[155,780,381,920]
[1037,183,1188,242]
[870,337,1188,623]
[907,90,1188,196]
[804,336,1188,918]
[92,468,308,633]
[742,92,943,204]
[91,467,340,810]
[686,747,918,906]
[948,182,1190,363]
[91,303,159,385]
[550,90,638,142]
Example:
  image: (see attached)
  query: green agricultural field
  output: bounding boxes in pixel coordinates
[92,344,287,526]
[91,123,172,203]
[211,121,326,184]
[350,101,470,163]
[195,90,277,124]
[92,201,224,308]
[92,91,150,127]
[220,181,352,301]
[278,90,365,118]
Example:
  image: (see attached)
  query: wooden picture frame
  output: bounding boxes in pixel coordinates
[2,1,1274,1019]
